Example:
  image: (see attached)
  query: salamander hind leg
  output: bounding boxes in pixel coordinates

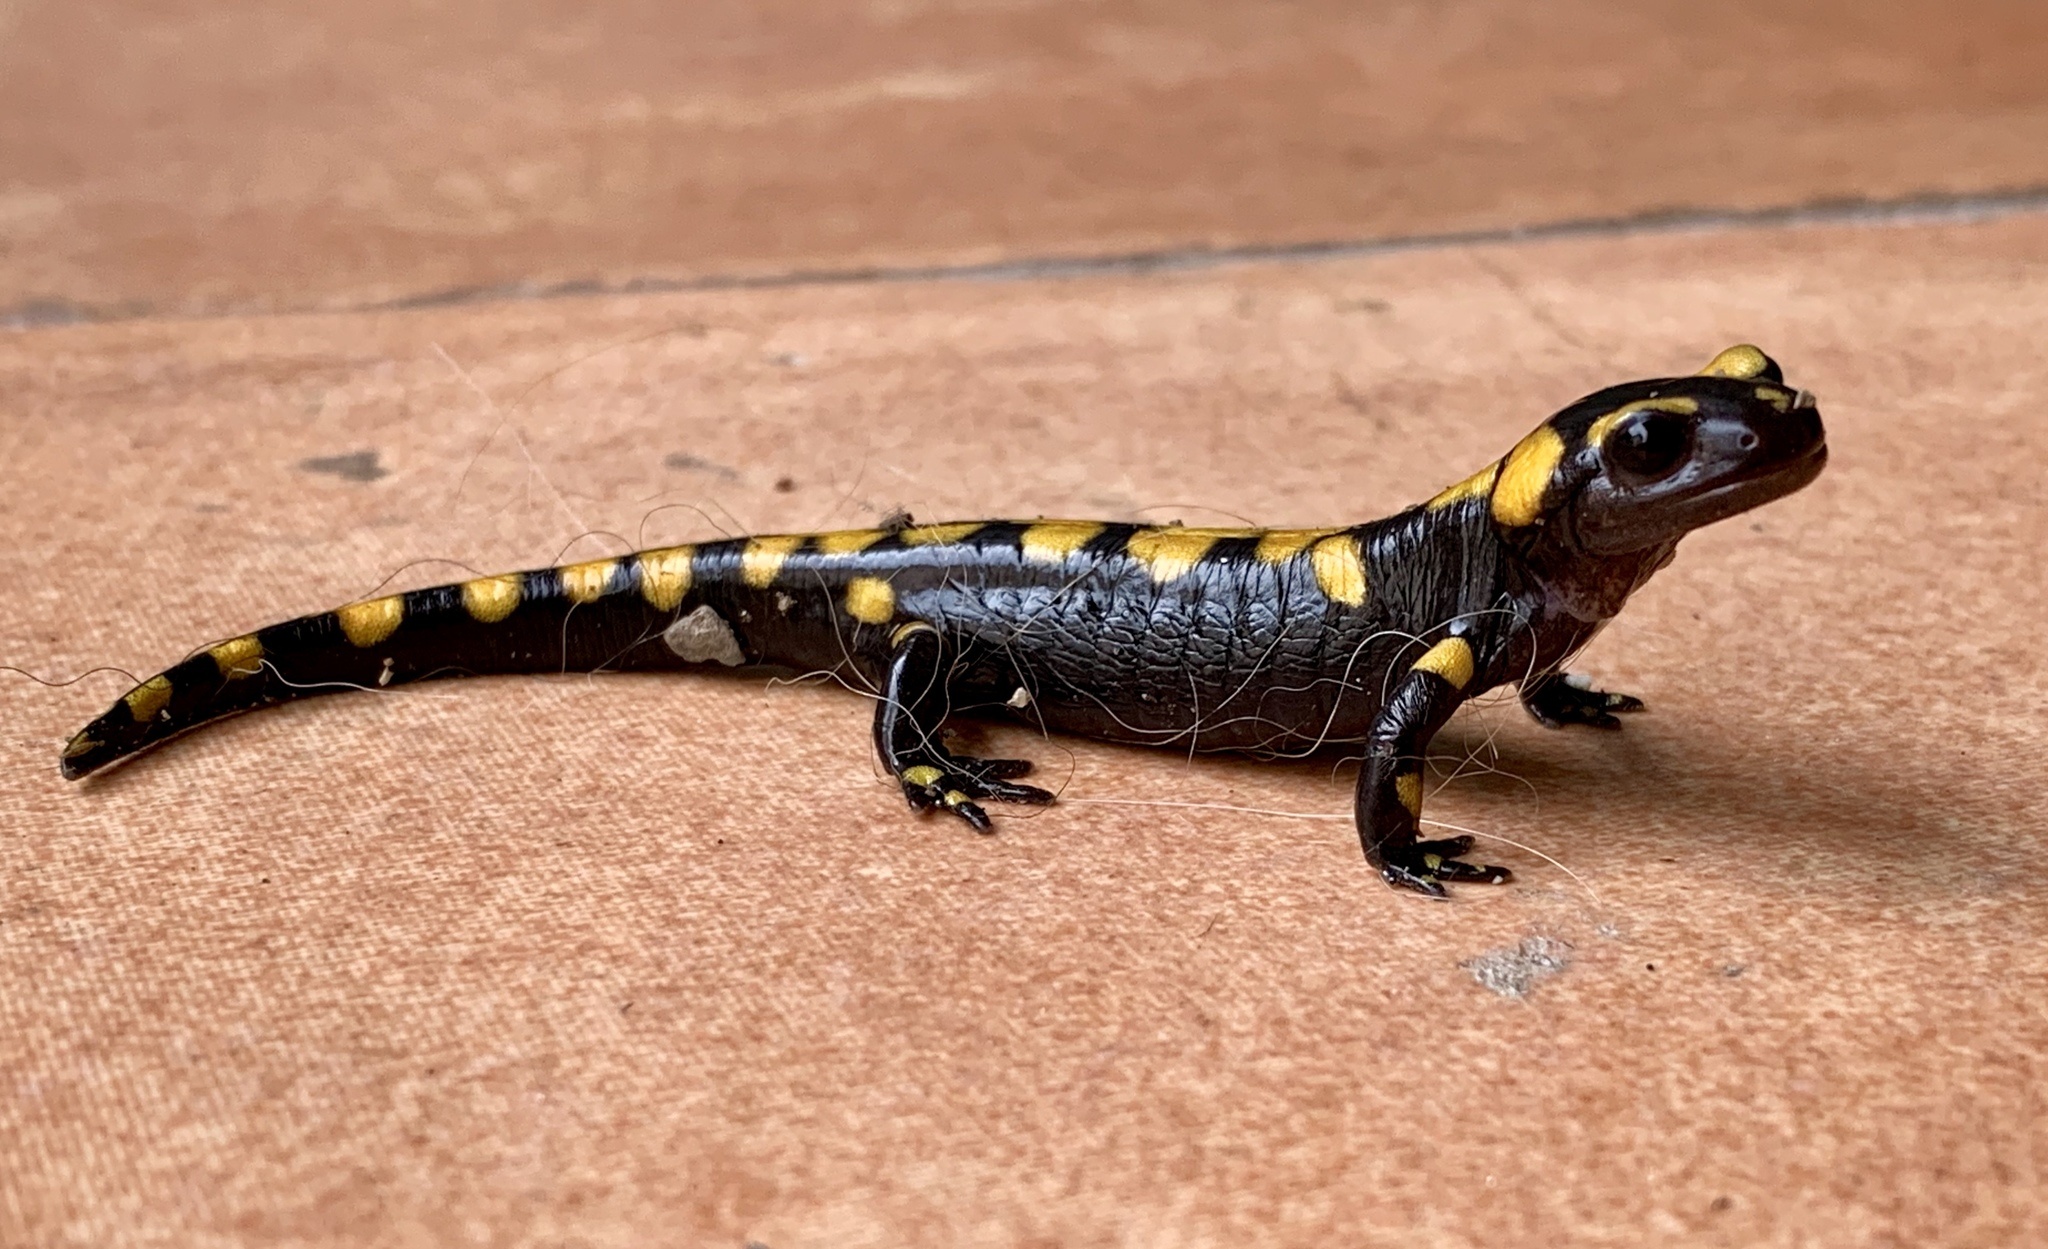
[1521,672,1645,730]
[873,622,1053,833]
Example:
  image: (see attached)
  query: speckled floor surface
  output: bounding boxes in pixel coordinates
[3,5,2045,1246]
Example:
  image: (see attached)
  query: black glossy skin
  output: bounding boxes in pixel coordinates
[63,346,1827,896]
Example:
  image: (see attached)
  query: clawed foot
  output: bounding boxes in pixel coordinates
[897,754,1054,833]
[1523,673,1645,730]
[1376,835,1513,898]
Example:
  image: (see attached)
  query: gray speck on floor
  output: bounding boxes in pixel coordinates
[663,451,739,480]
[299,450,387,482]
[1462,935,1572,999]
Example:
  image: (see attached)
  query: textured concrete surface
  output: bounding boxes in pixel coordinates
[4,216,2045,1246]
[5,0,2048,319]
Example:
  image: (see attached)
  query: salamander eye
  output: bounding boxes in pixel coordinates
[1604,409,1693,481]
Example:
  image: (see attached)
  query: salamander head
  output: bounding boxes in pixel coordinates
[1434,345,1827,557]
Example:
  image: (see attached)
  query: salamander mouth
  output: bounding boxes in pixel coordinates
[1685,438,1828,519]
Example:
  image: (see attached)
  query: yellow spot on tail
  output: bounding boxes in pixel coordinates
[816,529,885,555]
[637,547,694,611]
[559,559,618,604]
[461,574,523,623]
[1428,463,1499,511]
[1491,426,1566,527]
[336,596,404,647]
[208,634,263,679]
[943,790,971,808]
[1411,637,1476,689]
[1585,395,1700,449]
[123,674,173,722]
[63,733,101,759]
[899,522,984,546]
[1699,344,1772,380]
[741,534,806,588]
[902,765,943,788]
[1395,772,1423,819]
[1021,520,1104,564]
[1310,534,1368,605]
[844,576,896,624]
[1254,529,1330,564]
[1126,527,1224,582]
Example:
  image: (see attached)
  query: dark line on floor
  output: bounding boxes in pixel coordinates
[8,184,2048,331]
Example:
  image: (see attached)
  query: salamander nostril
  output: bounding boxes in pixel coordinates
[1737,431,1759,451]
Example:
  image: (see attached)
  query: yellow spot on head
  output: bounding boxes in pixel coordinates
[636,547,693,611]
[843,576,896,624]
[337,596,404,647]
[1427,463,1499,511]
[898,522,984,546]
[63,733,101,759]
[1310,534,1368,606]
[123,674,173,722]
[559,559,619,605]
[901,765,943,788]
[208,634,263,679]
[741,534,806,588]
[1021,521,1104,564]
[1125,527,1225,582]
[1699,344,1772,380]
[1753,386,1792,412]
[1411,637,1476,689]
[1253,529,1331,564]
[1586,395,1700,449]
[816,529,885,555]
[1395,772,1423,819]
[461,574,523,623]
[1491,425,1567,527]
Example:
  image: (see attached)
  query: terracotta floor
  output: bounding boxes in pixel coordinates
[2,4,2045,1247]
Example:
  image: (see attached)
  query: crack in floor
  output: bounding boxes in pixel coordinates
[8,183,2048,332]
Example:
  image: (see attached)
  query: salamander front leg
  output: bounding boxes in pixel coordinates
[1357,637,1513,897]
[874,622,1054,833]
[1521,672,1645,730]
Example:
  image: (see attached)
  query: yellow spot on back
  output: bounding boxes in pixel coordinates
[124,674,173,722]
[1585,395,1700,448]
[741,534,806,588]
[637,547,694,611]
[816,529,885,555]
[1310,533,1368,605]
[208,634,263,679]
[1126,527,1223,582]
[901,765,943,788]
[1699,344,1771,379]
[1491,425,1567,527]
[559,559,618,604]
[1021,520,1104,564]
[1254,529,1331,563]
[461,574,523,623]
[337,596,404,647]
[1395,772,1424,819]
[1427,463,1500,511]
[1411,637,1476,689]
[898,522,984,546]
[891,621,936,646]
[843,576,896,624]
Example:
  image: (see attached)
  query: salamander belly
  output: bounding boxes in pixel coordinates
[903,550,1397,754]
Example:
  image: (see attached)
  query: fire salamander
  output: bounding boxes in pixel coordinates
[62,345,1826,896]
